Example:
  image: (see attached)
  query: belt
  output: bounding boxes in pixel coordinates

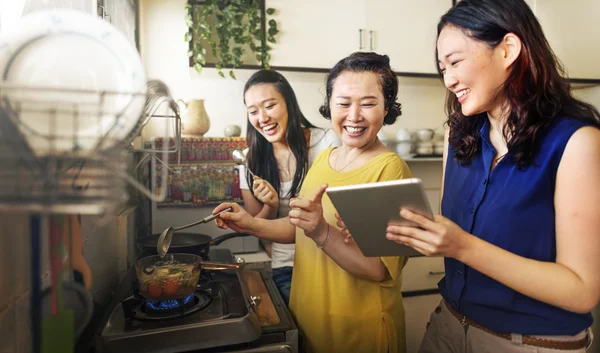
[444,301,588,350]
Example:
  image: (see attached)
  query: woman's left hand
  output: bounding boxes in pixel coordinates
[386,209,473,258]
[288,184,329,241]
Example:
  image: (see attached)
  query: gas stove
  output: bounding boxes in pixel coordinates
[94,249,298,353]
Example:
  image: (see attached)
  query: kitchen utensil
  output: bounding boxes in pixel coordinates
[42,216,74,353]
[41,280,93,341]
[415,128,435,141]
[232,149,257,178]
[156,207,233,258]
[396,141,413,157]
[0,105,40,172]
[224,124,242,137]
[433,141,445,155]
[0,9,146,153]
[395,128,411,142]
[137,231,250,256]
[30,215,42,353]
[135,253,242,301]
[62,215,92,289]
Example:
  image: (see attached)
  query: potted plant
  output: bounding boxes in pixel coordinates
[185,0,279,79]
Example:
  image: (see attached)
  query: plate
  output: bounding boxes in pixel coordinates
[0,9,146,154]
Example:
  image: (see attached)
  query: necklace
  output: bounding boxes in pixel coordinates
[334,139,376,172]
[275,146,295,181]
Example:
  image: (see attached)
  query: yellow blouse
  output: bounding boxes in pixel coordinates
[289,148,412,353]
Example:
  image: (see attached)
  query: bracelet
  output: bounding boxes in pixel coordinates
[317,224,331,249]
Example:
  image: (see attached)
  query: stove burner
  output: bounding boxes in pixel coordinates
[133,291,212,321]
[145,294,194,312]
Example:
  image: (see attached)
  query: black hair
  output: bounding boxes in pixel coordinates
[438,0,600,166]
[243,69,317,199]
[319,52,402,125]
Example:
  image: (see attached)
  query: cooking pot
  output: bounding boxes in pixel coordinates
[136,232,251,257]
[135,253,241,300]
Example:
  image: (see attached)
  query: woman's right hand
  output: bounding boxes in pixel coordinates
[212,202,256,234]
[335,212,354,244]
[252,177,279,209]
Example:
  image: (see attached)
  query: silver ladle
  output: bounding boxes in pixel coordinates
[156,207,233,258]
[232,149,257,178]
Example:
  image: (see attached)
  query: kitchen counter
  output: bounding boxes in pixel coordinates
[235,250,271,265]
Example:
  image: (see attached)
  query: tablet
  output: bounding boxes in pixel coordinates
[326,178,433,257]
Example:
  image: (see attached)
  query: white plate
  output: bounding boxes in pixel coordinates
[0,9,146,154]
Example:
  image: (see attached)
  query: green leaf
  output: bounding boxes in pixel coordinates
[194,63,203,74]
[216,64,222,70]
[234,14,243,25]
[185,14,193,27]
[184,31,192,42]
[267,36,275,43]
[229,70,236,79]
[255,54,262,61]
[196,53,206,64]
[268,19,276,27]
[266,8,275,15]
[187,50,194,57]
[218,71,226,78]
[232,47,243,56]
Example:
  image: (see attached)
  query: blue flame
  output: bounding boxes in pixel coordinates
[145,294,194,312]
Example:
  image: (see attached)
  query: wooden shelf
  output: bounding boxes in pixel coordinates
[195,62,440,79]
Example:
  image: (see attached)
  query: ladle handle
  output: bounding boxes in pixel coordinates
[173,207,234,231]
[199,262,242,270]
[246,167,257,179]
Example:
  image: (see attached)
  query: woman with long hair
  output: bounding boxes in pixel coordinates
[214,52,412,353]
[239,69,339,304]
[385,0,600,351]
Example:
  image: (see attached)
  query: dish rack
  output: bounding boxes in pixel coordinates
[0,80,180,215]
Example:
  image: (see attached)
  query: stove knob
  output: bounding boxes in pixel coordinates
[234,256,246,264]
[250,295,261,307]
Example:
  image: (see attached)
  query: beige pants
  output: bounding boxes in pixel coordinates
[418,300,593,353]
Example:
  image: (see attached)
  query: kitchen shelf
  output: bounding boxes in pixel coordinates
[192,64,600,84]
[193,62,440,79]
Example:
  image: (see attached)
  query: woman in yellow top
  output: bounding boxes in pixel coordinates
[213,52,412,353]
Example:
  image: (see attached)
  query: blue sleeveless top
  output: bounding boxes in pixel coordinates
[440,116,594,335]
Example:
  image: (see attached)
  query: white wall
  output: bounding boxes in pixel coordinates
[139,0,449,141]
[139,0,600,241]
[140,0,450,239]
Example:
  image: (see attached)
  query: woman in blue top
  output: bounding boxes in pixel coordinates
[385,0,600,351]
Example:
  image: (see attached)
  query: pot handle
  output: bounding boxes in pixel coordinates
[210,232,252,246]
[200,261,242,270]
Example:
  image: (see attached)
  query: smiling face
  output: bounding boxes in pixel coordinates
[244,83,289,144]
[329,71,387,149]
[437,25,510,118]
